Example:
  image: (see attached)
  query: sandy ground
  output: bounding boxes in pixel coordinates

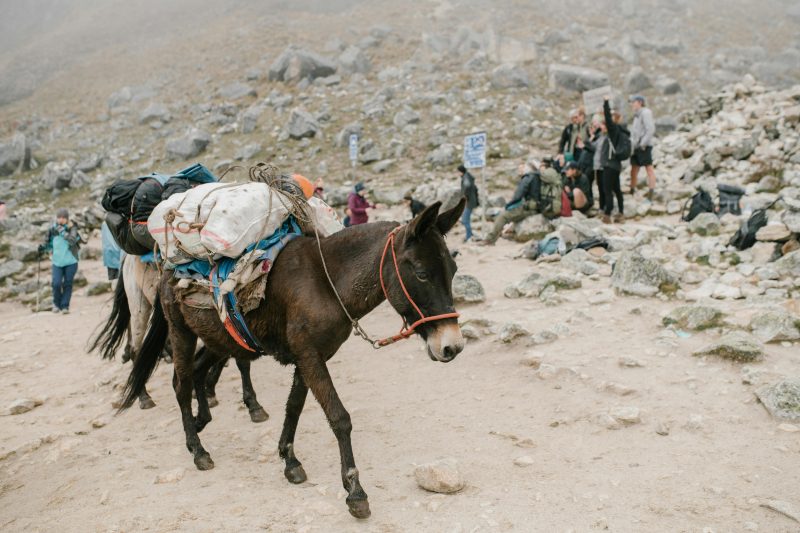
[1,221,799,533]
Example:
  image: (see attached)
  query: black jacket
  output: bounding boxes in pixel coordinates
[577,131,598,174]
[564,171,593,211]
[460,171,479,209]
[506,172,540,209]
[409,199,426,217]
[598,100,630,172]
[558,122,589,155]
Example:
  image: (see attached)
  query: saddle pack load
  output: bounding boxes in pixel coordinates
[102,163,217,255]
[148,178,342,265]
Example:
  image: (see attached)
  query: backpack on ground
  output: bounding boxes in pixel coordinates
[681,189,714,222]
[574,236,609,251]
[610,129,632,161]
[717,183,745,216]
[727,197,782,250]
[538,169,562,217]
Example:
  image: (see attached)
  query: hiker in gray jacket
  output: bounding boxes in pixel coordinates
[629,95,657,200]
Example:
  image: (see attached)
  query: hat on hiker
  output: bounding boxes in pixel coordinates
[564,161,579,171]
[629,94,646,105]
[457,164,466,173]
[354,182,366,193]
[56,208,69,219]
[291,174,315,199]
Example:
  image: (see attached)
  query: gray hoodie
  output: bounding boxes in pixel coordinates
[631,107,655,149]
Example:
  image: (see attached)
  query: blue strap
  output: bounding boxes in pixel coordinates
[174,163,218,184]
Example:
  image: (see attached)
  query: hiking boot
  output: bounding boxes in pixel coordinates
[601,214,612,224]
[62,308,70,314]
[51,306,60,313]
[613,213,625,224]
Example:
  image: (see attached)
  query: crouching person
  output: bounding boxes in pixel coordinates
[562,161,593,215]
[40,208,81,314]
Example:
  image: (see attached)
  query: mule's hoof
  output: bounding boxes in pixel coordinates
[249,407,269,423]
[347,498,371,519]
[139,397,156,410]
[194,453,215,471]
[284,464,307,484]
[206,395,219,408]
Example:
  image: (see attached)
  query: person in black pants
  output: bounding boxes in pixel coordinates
[598,97,630,223]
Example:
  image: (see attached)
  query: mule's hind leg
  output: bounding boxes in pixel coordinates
[298,358,370,519]
[204,355,226,408]
[279,368,309,484]
[192,349,219,434]
[236,359,268,423]
[170,328,213,470]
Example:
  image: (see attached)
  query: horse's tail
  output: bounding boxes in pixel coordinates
[88,267,130,360]
[118,292,168,412]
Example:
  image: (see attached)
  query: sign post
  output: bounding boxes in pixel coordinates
[463,131,488,224]
[348,134,358,178]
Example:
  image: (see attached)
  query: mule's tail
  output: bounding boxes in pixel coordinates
[88,267,130,360]
[119,292,168,411]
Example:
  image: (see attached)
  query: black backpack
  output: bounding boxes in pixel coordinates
[681,190,714,222]
[717,184,745,216]
[131,177,165,222]
[161,177,194,201]
[612,129,632,161]
[728,208,768,250]
[101,179,141,216]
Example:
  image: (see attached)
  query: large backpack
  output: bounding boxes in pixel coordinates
[717,183,745,216]
[538,169,562,217]
[610,128,632,161]
[681,189,714,222]
[101,179,141,216]
[727,197,781,250]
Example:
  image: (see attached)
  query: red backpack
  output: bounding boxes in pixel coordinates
[560,190,573,217]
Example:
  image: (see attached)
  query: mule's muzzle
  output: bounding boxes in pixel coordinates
[425,322,465,363]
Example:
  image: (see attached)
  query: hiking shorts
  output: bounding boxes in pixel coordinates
[630,146,653,167]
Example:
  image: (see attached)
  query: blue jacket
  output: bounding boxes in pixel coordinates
[44,223,80,267]
[101,221,121,269]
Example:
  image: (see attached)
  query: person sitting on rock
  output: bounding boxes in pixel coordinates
[403,193,426,219]
[562,161,593,214]
[481,162,538,245]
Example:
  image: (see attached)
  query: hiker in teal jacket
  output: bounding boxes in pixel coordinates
[40,208,81,313]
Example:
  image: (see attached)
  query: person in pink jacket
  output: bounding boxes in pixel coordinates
[346,182,375,226]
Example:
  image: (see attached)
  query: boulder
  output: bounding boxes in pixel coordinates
[749,308,800,343]
[774,250,800,278]
[334,123,363,148]
[9,242,39,262]
[393,107,421,128]
[338,46,371,74]
[217,82,256,100]
[107,86,132,108]
[511,214,553,242]
[0,132,30,176]
[285,108,320,139]
[688,212,720,236]
[560,248,598,276]
[755,223,791,242]
[41,161,74,190]
[504,272,581,299]
[693,331,764,362]
[268,46,337,83]
[139,102,171,124]
[656,77,682,95]
[755,379,800,422]
[414,458,465,494]
[663,305,725,331]
[452,274,485,303]
[165,129,211,160]
[240,105,264,134]
[548,64,609,92]
[611,251,678,297]
[490,64,530,89]
[624,67,652,93]
[86,281,112,296]
[358,140,382,164]
[655,116,679,136]
[7,398,42,415]
[427,144,458,167]
[499,322,530,343]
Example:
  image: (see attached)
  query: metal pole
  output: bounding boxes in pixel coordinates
[35,252,41,312]
[481,165,488,225]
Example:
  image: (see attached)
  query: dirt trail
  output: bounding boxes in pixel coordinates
[1,228,799,532]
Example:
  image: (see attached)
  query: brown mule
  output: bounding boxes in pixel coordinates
[119,199,467,519]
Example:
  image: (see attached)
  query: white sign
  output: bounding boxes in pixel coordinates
[582,85,612,114]
[463,131,487,169]
[348,134,358,162]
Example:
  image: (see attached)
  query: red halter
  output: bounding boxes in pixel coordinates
[375,226,460,347]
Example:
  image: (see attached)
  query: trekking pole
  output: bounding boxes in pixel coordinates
[35,250,41,313]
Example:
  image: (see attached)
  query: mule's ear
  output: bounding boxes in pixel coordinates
[407,201,441,240]
[436,197,466,235]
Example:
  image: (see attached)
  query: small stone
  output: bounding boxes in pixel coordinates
[513,455,535,467]
[778,423,799,432]
[154,467,186,484]
[693,331,764,362]
[498,322,529,344]
[684,414,704,431]
[414,458,465,494]
[7,398,42,415]
[760,500,800,524]
[610,406,641,426]
[655,422,670,436]
[663,305,724,331]
[521,352,543,369]
[618,357,644,368]
[452,274,485,303]
[598,381,636,396]
[593,412,621,430]
[688,212,721,236]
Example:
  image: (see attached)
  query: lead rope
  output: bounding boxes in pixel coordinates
[312,221,380,348]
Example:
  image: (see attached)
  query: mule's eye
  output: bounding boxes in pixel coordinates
[415,270,429,281]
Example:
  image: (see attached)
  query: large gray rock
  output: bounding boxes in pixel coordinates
[624,67,652,93]
[560,248,598,276]
[611,251,678,297]
[490,64,530,89]
[413,182,462,212]
[693,331,764,362]
[393,107,421,128]
[285,108,320,139]
[166,129,211,160]
[548,64,609,92]
[427,144,458,167]
[139,102,171,124]
[107,86,132,108]
[0,133,30,176]
[774,250,800,278]
[688,212,720,236]
[452,274,485,303]
[504,272,581,299]
[41,161,74,190]
[0,259,24,281]
[338,46,371,74]
[240,104,264,134]
[10,242,39,262]
[663,305,725,331]
[217,82,256,100]
[414,458,465,494]
[755,379,800,421]
[268,46,337,84]
[334,123,363,148]
[512,214,553,242]
[756,223,791,242]
[749,309,800,343]
[358,139,382,164]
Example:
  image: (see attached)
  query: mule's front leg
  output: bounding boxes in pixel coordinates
[236,359,268,423]
[204,353,225,408]
[172,334,213,470]
[299,359,370,519]
[279,368,309,484]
